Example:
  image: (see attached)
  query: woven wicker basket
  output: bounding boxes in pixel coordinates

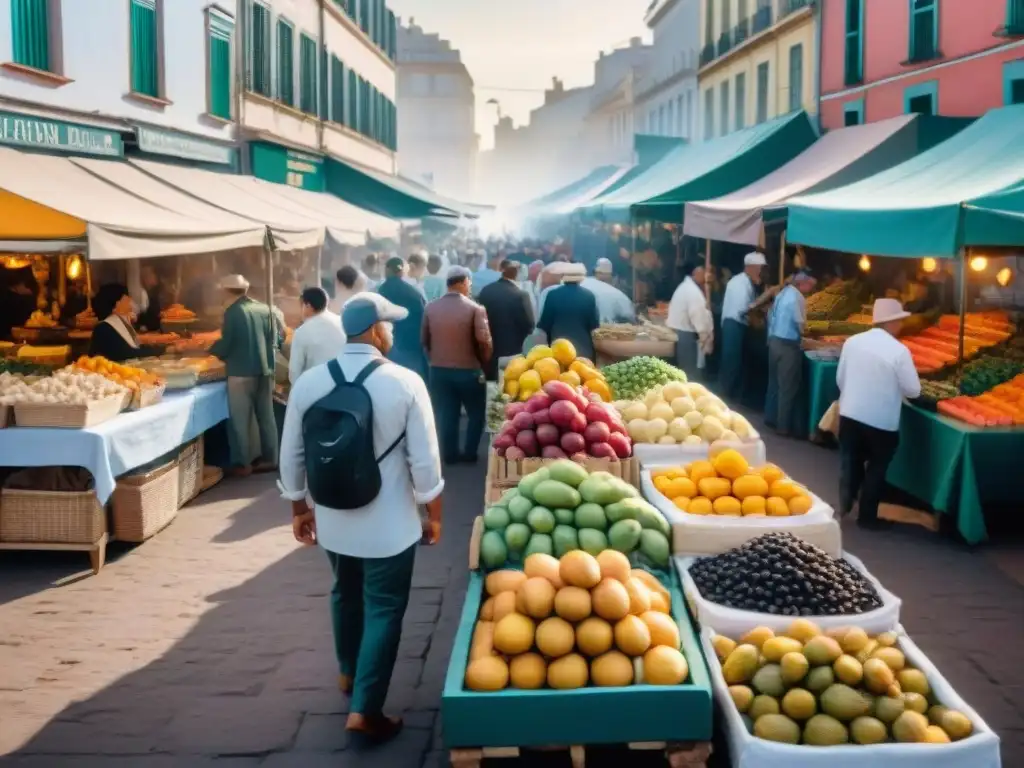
[13,394,125,428]
[0,405,8,429]
[112,462,180,543]
[176,437,205,507]
[0,488,106,544]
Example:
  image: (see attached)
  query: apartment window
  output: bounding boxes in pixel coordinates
[129,0,159,97]
[845,0,863,85]
[245,0,271,96]
[722,0,731,34]
[720,81,730,136]
[206,8,233,120]
[299,33,317,114]
[359,0,370,35]
[735,72,746,130]
[904,80,937,114]
[330,55,346,124]
[386,9,397,59]
[10,0,51,72]
[704,0,713,45]
[704,88,714,139]
[756,62,769,123]
[908,0,939,62]
[1005,60,1024,105]
[788,43,803,112]
[1009,0,1024,33]
[676,95,684,135]
[685,91,693,137]
[276,20,294,106]
[843,98,864,126]
[659,104,666,134]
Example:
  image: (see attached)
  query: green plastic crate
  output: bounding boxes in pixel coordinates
[441,567,713,749]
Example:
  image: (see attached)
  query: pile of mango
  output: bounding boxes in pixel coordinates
[503,338,610,402]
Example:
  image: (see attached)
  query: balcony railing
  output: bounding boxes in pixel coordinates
[700,42,716,67]
[781,0,811,17]
[733,18,750,46]
[752,5,773,35]
[717,31,732,57]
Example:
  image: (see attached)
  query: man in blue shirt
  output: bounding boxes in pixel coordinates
[376,257,428,381]
[719,252,768,401]
[471,251,502,298]
[765,271,817,437]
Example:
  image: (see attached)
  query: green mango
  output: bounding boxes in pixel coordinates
[507,495,533,523]
[527,506,556,534]
[553,507,575,526]
[607,519,642,553]
[483,506,511,531]
[578,471,631,505]
[605,497,655,525]
[574,502,608,531]
[578,528,609,556]
[552,525,579,557]
[524,533,554,558]
[517,467,550,502]
[546,458,589,487]
[496,488,520,508]
[639,529,671,567]
[480,531,508,569]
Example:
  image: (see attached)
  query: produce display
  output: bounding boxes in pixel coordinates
[174,332,220,352]
[714,621,975,746]
[137,331,181,346]
[592,323,677,342]
[502,339,610,402]
[486,389,512,433]
[161,303,197,321]
[480,460,670,570]
[0,371,43,397]
[17,344,70,364]
[0,368,127,406]
[689,533,884,616]
[649,452,812,517]
[464,550,689,691]
[492,381,632,461]
[901,313,1012,374]
[937,372,1024,426]
[805,280,867,322]
[953,354,1024,396]
[72,356,164,391]
[24,310,60,330]
[0,359,52,377]
[602,356,686,402]
[74,307,97,329]
[613,381,755,445]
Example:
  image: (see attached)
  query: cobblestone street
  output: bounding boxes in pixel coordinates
[0,428,1022,767]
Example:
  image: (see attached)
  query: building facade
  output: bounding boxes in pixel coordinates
[239,0,397,187]
[396,18,476,201]
[635,0,700,141]
[697,0,817,140]
[582,37,653,168]
[819,0,1024,130]
[0,0,239,168]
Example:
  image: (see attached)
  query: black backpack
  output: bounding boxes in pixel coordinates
[303,358,405,509]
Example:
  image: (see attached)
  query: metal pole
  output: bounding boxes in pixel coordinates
[957,247,968,389]
[265,245,275,307]
[630,218,637,306]
[704,238,711,303]
[779,230,787,286]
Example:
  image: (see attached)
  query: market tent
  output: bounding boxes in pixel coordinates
[788,104,1024,258]
[0,146,267,259]
[683,114,971,245]
[579,111,818,223]
[326,156,488,219]
[129,158,324,251]
[520,165,630,214]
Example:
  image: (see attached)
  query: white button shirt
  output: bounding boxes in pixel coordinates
[721,273,755,325]
[582,277,635,325]
[288,310,347,385]
[666,277,714,336]
[278,344,445,559]
[837,328,922,432]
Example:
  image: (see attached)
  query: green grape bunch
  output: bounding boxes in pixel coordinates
[601,356,688,401]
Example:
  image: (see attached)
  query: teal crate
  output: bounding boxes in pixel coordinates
[441,567,713,749]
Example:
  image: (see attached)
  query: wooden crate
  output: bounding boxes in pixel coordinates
[451,741,710,768]
[441,569,713,750]
[486,451,640,490]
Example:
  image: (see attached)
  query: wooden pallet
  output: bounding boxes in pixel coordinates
[450,740,711,768]
[486,451,640,489]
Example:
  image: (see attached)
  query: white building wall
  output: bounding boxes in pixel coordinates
[0,0,235,142]
[635,0,700,140]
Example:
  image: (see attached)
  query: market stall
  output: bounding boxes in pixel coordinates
[785,103,1024,542]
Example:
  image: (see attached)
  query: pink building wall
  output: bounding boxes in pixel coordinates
[819,0,1024,130]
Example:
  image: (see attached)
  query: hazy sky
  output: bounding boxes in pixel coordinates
[387,0,653,149]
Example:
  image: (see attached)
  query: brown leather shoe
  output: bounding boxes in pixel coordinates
[338,674,353,694]
[346,713,403,744]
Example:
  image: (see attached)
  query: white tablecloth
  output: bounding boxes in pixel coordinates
[0,383,228,503]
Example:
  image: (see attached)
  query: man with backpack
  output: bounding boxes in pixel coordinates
[277,292,444,745]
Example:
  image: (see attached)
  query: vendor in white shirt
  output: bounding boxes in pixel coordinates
[584,258,635,325]
[278,292,444,743]
[288,287,346,385]
[836,298,921,530]
[666,261,714,378]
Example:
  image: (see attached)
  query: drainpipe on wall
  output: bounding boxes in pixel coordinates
[813,0,823,133]
[317,0,327,156]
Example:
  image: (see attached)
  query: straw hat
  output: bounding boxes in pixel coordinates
[220,274,250,291]
[872,298,911,325]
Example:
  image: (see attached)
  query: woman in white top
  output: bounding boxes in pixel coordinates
[665,262,714,378]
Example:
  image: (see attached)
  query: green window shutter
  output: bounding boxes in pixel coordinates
[130,0,159,97]
[347,69,358,128]
[388,10,397,59]
[247,1,272,96]
[756,61,769,123]
[735,72,746,130]
[11,0,50,72]
[703,89,713,139]
[208,11,233,119]
[844,0,863,85]
[299,33,317,114]
[719,81,729,137]
[330,55,345,123]
[360,0,370,34]
[789,43,803,112]
[276,20,294,106]
[1011,0,1024,32]
[909,0,938,62]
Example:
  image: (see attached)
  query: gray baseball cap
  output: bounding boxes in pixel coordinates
[447,265,472,281]
[341,292,408,336]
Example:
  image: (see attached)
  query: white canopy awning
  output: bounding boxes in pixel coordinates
[0,147,267,259]
[129,158,325,251]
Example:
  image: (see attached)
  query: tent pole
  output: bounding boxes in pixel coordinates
[631,217,637,306]
[957,247,967,389]
[779,230,787,286]
[704,238,711,303]
[265,245,275,307]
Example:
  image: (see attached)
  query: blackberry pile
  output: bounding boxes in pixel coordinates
[689,532,884,616]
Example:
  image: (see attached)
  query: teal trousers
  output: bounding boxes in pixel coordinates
[326,543,417,715]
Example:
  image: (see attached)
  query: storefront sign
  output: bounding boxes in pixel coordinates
[250,141,325,192]
[136,126,234,165]
[0,110,122,156]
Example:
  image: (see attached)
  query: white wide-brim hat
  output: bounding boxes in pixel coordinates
[872,298,911,325]
[220,274,250,291]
